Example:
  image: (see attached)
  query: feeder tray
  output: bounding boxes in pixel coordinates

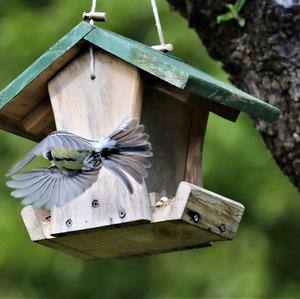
[0,22,279,259]
[22,182,244,259]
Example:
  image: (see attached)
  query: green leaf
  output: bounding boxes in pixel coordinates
[226,4,239,19]
[238,17,246,27]
[217,11,234,23]
[235,0,247,11]
[216,0,247,27]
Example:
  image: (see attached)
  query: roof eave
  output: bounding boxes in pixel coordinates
[186,75,280,122]
[0,21,94,109]
[0,21,280,123]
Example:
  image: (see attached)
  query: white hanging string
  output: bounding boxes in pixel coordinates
[150,0,173,52]
[151,0,165,46]
[89,0,97,79]
[90,0,97,25]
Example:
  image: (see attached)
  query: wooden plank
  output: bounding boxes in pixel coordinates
[50,221,217,259]
[189,94,240,122]
[21,206,95,260]
[148,78,239,122]
[85,25,280,122]
[184,106,209,186]
[0,21,279,141]
[0,22,94,110]
[22,99,54,135]
[48,49,151,235]
[203,98,240,122]
[0,113,46,141]
[85,28,188,89]
[0,37,88,123]
[0,22,93,141]
[141,86,192,196]
[21,182,244,259]
[153,79,190,103]
[21,206,51,242]
[174,182,245,240]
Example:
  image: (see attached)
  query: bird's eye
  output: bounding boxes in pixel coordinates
[46,151,53,161]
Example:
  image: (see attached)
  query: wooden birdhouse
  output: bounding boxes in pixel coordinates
[0,22,280,260]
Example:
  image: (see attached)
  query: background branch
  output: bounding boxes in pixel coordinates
[167,0,300,192]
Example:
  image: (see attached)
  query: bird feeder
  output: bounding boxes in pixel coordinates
[0,22,280,260]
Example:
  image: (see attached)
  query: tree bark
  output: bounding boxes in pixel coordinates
[166,0,300,192]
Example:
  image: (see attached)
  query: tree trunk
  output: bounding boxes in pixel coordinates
[166,0,300,192]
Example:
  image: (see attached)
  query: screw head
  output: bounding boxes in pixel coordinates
[192,212,200,223]
[92,199,99,208]
[219,223,226,233]
[119,211,126,219]
[66,219,72,227]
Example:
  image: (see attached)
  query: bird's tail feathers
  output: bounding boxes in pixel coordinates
[100,117,153,193]
[101,159,134,194]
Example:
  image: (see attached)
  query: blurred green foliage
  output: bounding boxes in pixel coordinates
[0,0,299,298]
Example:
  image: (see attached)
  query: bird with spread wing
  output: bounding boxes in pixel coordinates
[6,117,152,210]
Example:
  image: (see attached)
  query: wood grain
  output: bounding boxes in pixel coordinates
[21,182,244,259]
[0,20,279,145]
[48,49,151,235]
[141,86,192,196]
[178,182,244,240]
[85,25,279,122]
[21,206,94,259]
[184,105,209,186]
[154,80,190,103]
[0,21,278,143]
[22,99,54,135]
[151,79,239,122]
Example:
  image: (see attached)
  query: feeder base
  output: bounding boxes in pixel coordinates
[21,182,244,260]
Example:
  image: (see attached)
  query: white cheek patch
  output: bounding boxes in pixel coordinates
[274,0,300,8]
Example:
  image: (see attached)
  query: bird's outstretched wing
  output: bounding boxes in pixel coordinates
[7,117,153,208]
[7,167,100,209]
[96,117,153,194]
[6,131,95,176]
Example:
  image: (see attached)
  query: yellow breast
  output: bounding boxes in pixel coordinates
[51,148,90,170]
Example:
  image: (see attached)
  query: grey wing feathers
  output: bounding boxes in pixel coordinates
[105,116,138,140]
[101,159,133,194]
[101,116,153,192]
[7,117,152,205]
[7,167,99,209]
[6,131,95,176]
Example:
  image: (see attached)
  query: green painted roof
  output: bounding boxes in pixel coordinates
[0,21,280,122]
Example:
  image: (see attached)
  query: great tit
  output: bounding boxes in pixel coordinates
[6,117,152,210]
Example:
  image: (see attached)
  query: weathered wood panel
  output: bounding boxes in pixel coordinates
[21,182,244,259]
[21,206,94,260]
[141,87,192,196]
[0,21,279,139]
[0,22,93,110]
[152,79,240,122]
[22,99,55,136]
[184,106,209,186]
[85,25,279,122]
[177,182,244,240]
[48,49,151,235]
